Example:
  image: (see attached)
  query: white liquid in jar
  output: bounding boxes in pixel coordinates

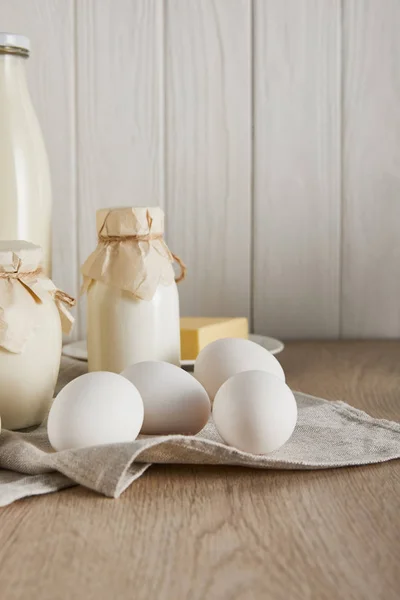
[0,44,52,274]
[0,289,61,430]
[87,280,181,373]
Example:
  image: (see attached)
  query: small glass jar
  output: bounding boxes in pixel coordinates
[82,207,183,373]
[0,241,75,429]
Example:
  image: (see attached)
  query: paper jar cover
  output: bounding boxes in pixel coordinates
[81,207,177,301]
[0,241,75,353]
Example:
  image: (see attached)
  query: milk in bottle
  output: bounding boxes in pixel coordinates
[0,33,52,274]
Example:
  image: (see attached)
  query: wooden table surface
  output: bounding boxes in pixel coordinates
[1,342,399,600]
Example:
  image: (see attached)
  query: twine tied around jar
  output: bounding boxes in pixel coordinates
[82,207,186,301]
[97,233,187,284]
[52,289,76,309]
[0,266,76,309]
[0,266,43,279]
[0,260,76,353]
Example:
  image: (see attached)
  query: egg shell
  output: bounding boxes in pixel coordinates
[194,337,285,400]
[48,372,144,451]
[212,370,297,454]
[121,361,211,435]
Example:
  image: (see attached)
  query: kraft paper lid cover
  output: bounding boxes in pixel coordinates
[81,207,179,301]
[0,241,75,353]
[96,206,165,237]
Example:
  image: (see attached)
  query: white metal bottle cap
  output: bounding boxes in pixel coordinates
[0,32,30,53]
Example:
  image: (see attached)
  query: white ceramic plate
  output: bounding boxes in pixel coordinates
[62,335,285,365]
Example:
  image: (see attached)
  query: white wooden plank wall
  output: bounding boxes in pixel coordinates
[341,0,400,338]
[253,0,341,338]
[1,0,400,339]
[165,0,252,320]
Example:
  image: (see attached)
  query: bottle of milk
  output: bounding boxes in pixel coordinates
[0,33,52,274]
[81,207,184,373]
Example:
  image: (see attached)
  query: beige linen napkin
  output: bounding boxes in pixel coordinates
[0,358,399,507]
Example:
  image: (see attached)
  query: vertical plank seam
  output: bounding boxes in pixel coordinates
[250,0,255,333]
[159,0,167,213]
[339,0,345,338]
[73,0,80,337]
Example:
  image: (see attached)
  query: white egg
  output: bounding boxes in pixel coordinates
[194,337,285,400]
[48,372,144,451]
[213,370,297,454]
[121,361,211,435]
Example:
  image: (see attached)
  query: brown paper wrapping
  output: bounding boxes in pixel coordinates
[81,207,180,301]
[0,242,75,354]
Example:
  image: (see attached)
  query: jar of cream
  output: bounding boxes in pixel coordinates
[0,240,75,429]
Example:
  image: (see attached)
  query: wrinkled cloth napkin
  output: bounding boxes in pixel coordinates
[0,358,399,507]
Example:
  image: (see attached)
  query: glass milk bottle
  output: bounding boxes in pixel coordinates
[81,207,184,373]
[0,33,52,274]
[0,240,75,429]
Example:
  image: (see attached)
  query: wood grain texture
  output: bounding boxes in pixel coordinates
[165,0,252,319]
[341,1,400,338]
[1,0,78,332]
[0,342,399,600]
[76,0,163,336]
[253,0,341,338]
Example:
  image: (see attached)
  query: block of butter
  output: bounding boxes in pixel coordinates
[180,317,249,361]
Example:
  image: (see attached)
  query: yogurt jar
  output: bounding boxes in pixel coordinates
[81,207,184,373]
[0,241,75,429]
